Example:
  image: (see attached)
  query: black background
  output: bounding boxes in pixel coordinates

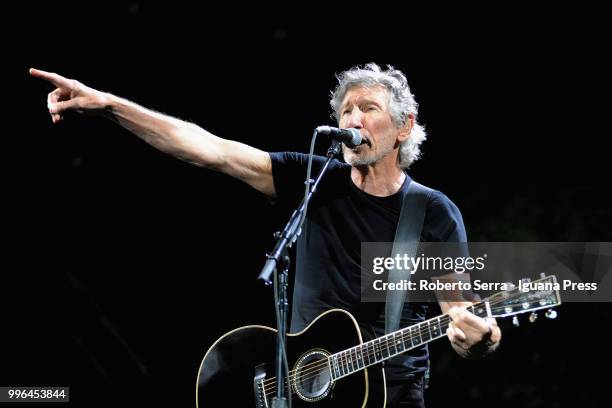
[4,2,610,407]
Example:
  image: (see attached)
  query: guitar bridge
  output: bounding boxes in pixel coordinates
[253,364,269,408]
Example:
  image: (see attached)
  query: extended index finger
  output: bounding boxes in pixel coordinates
[29,68,72,88]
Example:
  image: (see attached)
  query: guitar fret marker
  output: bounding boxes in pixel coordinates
[346,350,352,373]
[396,331,405,352]
[334,355,341,378]
[411,326,421,345]
[374,339,382,361]
[381,337,390,359]
[357,347,364,368]
[389,334,397,355]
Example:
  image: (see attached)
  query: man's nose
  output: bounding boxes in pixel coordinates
[343,108,363,129]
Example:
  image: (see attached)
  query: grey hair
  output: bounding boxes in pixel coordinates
[330,63,427,169]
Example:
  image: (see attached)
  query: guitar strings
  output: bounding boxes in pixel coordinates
[262,301,519,396]
[262,291,553,397]
[262,295,536,395]
[263,296,518,390]
[262,304,517,399]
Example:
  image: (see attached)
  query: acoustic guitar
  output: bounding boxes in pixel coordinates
[196,274,561,407]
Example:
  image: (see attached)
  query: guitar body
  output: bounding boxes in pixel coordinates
[196,309,385,407]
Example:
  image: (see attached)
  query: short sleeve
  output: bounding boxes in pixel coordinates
[269,152,341,207]
[423,191,468,243]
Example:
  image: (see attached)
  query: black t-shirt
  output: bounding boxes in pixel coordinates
[269,152,467,380]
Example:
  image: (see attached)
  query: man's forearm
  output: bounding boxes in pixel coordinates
[102,93,225,168]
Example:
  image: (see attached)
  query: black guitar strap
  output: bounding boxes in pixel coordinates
[385,179,433,334]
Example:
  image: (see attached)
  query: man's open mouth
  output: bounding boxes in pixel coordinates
[361,137,372,147]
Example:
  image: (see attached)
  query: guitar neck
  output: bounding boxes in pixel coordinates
[329,303,489,380]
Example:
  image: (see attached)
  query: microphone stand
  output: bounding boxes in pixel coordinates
[258,140,343,408]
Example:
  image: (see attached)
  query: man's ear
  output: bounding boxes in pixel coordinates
[398,113,415,142]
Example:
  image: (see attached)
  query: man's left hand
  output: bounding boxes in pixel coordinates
[446,305,501,358]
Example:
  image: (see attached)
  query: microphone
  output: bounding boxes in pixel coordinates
[316,126,363,148]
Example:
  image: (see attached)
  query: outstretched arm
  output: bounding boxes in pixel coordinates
[29,68,275,197]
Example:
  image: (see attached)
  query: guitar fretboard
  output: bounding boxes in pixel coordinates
[329,303,488,380]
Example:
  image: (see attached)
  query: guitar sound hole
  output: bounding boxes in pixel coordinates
[293,350,333,402]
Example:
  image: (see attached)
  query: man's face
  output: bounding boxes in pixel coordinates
[338,86,401,167]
